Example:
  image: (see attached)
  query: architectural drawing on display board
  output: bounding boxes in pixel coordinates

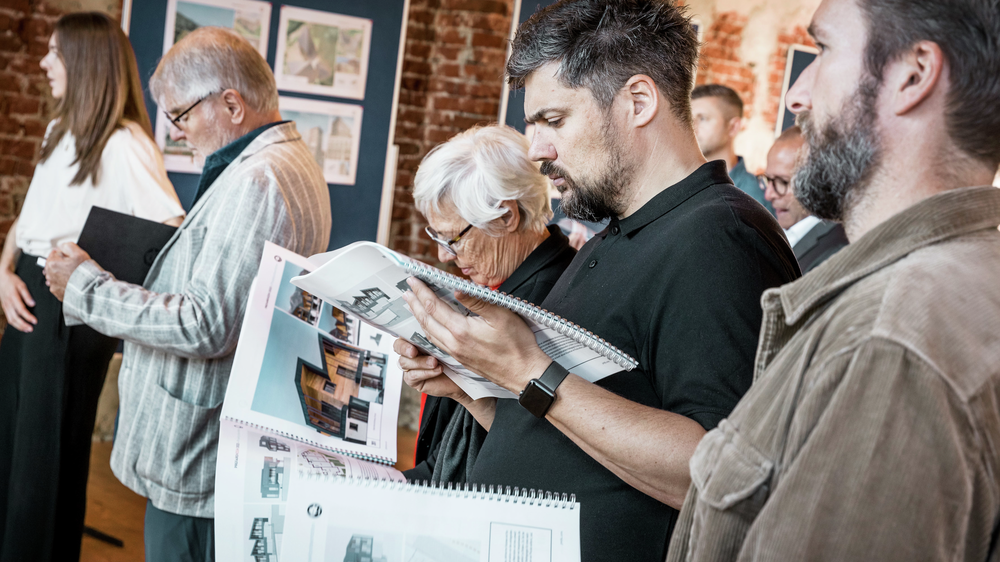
[157,0,271,173]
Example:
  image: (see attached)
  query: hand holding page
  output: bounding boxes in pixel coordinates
[291,241,636,400]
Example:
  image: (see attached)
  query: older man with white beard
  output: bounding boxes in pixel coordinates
[43,27,332,561]
[667,0,1000,560]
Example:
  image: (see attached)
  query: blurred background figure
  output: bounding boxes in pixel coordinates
[760,126,848,273]
[406,124,576,484]
[691,84,776,215]
[0,12,184,562]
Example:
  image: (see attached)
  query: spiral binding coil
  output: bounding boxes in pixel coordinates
[397,255,637,372]
[227,417,394,465]
[299,472,578,509]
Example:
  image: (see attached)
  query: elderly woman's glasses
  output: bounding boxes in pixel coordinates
[757,174,791,197]
[425,224,474,256]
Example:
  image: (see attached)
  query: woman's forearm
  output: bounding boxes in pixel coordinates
[0,220,21,273]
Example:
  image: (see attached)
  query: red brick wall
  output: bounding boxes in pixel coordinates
[388,0,515,265]
[695,12,758,118]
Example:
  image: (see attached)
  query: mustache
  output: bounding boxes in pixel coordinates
[539,161,568,178]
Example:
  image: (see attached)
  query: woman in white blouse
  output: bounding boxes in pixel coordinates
[0,12,185,561]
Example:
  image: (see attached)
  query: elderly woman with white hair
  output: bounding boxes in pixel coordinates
[405,124,576,484]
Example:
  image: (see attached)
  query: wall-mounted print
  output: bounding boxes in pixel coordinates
[279,96,364,186]
[274,5,372,100]
[156,0,272,173]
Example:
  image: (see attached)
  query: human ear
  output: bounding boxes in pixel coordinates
[889,40,945,116]
[726,115,742,139]
[220,89,246,125]
[498,199,521,233]
[624,75,658,128]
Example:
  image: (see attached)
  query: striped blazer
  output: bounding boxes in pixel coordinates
[63,122,331,517]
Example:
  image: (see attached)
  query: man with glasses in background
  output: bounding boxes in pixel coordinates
[43,27,332,562]
[760,126,847,272]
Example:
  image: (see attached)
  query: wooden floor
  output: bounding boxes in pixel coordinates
[80,427,418,561]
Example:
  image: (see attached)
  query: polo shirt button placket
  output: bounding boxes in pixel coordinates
[589,260,598,268]
[610,225,620,235]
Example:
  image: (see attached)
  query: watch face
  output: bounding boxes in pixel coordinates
[518,379,555,418]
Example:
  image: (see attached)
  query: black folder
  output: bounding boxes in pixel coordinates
[76,207,178,285]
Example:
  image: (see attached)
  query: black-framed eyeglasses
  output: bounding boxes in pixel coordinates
[425,223,474,256]
[757,174,791,197]
[163,92,216,130]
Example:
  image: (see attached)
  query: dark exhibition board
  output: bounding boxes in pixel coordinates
[778,47,817,133]
[501,0,558,134]
[127,0,406,250]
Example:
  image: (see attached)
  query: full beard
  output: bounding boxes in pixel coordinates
[541,118,634,223]
[793,76,883,223]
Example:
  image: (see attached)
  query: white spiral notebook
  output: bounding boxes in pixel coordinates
[280,474,581,562]
[292,241,637,400]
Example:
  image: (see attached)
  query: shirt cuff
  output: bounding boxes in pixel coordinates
[63,259,106,326]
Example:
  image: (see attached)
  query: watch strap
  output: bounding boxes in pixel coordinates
[538,361,570,394]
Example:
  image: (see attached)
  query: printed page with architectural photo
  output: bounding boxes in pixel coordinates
[221,242,403,464]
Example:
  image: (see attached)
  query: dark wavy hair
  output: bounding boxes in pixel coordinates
[506,0,699,124]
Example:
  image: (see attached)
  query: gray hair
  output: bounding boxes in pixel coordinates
[150,27,278,113]
[414,125,553,236]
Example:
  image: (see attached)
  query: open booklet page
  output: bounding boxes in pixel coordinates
[215,419,406,562]
[221,242,402,462]
[293,242,513,400]
[280,475,581,562]
[292,242,625,401]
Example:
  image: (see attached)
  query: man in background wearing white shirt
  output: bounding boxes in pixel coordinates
[761,126,848,272]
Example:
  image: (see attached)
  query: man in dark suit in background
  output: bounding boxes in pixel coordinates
[761,126,848,272]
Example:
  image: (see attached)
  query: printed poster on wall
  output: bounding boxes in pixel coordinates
[156,0,272,173]
[279,97,363,186]
[274,5,373,100]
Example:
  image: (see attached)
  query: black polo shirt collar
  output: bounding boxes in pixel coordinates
[614,160,733,237]
[192,120,290,207]
[498,225,571,294]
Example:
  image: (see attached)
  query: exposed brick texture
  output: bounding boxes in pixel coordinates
[695,12,757,118]
[387,0,515,266]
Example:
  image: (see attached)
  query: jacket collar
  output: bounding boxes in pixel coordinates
[183,121,303,224]
[769,185,1000,325]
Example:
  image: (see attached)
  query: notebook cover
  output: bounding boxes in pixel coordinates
[76,206,178,285]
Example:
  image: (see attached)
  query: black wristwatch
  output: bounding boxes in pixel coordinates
[518,361,570,418]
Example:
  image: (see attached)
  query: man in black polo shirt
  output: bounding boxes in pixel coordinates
[395,1,799,561]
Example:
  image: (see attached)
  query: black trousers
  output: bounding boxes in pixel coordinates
[0,253,118,562]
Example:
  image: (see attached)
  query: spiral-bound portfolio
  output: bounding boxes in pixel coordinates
[280,473,582,561]
[390,251,638,372]
[292,241,638,400]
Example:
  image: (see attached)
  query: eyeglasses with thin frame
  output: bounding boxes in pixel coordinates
[425,223,474,256]
[163,91,218,130]
[757,174,792,197]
